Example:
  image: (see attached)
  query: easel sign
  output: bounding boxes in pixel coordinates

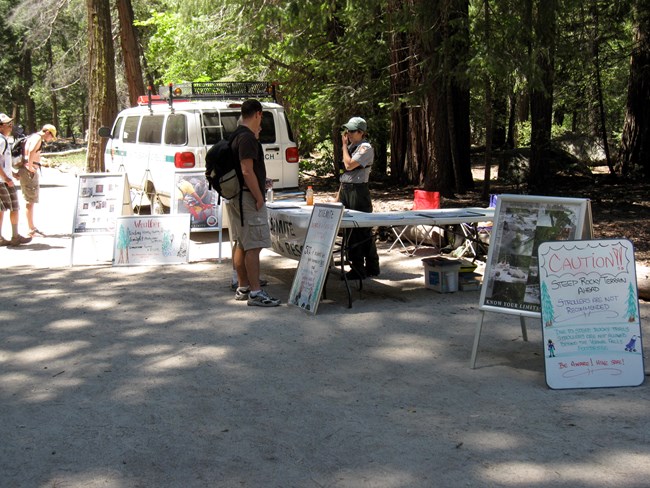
[73,173,132,234]
[289,203,344,315]
[113,214,191,266]
[538,239,644,389]
[471,194,592,368]
[70,173,132,266]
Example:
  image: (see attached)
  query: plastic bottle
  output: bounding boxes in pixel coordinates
[266,188,274,203]
[305,186,314,205]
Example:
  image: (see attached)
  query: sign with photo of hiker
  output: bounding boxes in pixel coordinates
[538,239,644,389]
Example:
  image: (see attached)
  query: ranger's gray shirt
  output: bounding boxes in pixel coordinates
[340,141,374,184]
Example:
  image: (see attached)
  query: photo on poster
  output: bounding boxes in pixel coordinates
[171,170,220,232]
[479,195,589,316]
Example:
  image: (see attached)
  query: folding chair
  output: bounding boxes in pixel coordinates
[388,190,441,254]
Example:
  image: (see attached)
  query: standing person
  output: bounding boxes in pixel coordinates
[339,116,380,279]
[0,113,31,246]
[227,99,280,307]
[16,124,57,237]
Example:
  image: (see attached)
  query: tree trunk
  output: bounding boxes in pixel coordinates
[116,0,146,107]
[528,0,557,192]
[482,0,493,201]
[85,0,118,172]
[21,48,36,133]
[46,41,59,130]
[618,0,650,180]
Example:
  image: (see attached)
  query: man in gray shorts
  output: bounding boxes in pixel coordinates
[0,113,31,246]
[227,99,280,307]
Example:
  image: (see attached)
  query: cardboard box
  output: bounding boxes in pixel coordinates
[422,257,462,293]
[459,272,482,292]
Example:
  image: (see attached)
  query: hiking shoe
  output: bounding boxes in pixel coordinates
[0,237,9,246]
[9,235,32,246]
[235,287,250,301]
[247,289,281,307]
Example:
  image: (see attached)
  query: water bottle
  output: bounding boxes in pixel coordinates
[266,188,274,203]
[305,186,314,205]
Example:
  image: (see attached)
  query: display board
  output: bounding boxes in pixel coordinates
[289,203,344,314]
[268,204,310,260]
[73,173,132,234]
[538,239,644,389]
[171,170,221,232]
[113,214,191,266]
[479,195,591,317]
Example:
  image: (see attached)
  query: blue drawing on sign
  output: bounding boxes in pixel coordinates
[624,335,638,352]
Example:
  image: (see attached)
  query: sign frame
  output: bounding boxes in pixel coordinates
[288,203,344,315]
[479,194,591,317]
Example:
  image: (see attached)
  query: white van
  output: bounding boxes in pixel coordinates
[100,81,299,213]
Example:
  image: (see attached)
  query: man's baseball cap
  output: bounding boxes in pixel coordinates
[42,124,57,140]
[0,113,13,125]
[342,117,367,132]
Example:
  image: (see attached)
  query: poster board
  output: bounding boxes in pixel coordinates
[538,239,644,389]
[113,214,191,266]
[289,203,344,314]
[73,173,132,234]
[171,170,221,232]
[479,195,591,317]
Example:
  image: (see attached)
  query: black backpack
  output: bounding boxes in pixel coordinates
[205,126,248,224]
[11,136,27,169]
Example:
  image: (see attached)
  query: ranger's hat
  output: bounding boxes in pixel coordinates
[342,117,367,132]
[0,113,13,125]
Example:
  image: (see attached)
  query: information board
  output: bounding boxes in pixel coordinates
[113,214,191,266]
[538,239,644,389]
[289,203,344,314]
[479,195,591,317]
[73,173,132,234]
[171,170,221,232]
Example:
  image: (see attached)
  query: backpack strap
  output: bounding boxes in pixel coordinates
[229,126,250,227]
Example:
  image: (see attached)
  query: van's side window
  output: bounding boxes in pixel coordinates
[139,115,164,144]
[123,116,139,143]
[165,114,187,145]
[202,113,238,145]
[112,116,125,141]
[260,112,277,144]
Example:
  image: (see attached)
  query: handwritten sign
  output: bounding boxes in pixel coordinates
[113,215,191,266]
[289,203,344,314]
[538,239,644,389]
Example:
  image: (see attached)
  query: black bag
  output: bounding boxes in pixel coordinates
[205,126,248,225]
[205,126,248,200]
[11,136,27,169]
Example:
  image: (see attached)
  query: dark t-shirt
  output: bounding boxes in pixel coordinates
[232,127,265,196]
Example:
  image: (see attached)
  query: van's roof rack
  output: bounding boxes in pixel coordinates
[158,81,277,102]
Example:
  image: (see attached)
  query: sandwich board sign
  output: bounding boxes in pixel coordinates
[471,194,592,368]
[538,239,644,389]
[289,203,344,315]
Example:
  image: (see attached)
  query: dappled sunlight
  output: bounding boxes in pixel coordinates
[1,372,84,402]
[130,344,177,357]
[461,431,523,451]
[45,318,95,331]
[370,334,439,362]
[141,345,231,372]
[481,451,650,485]
[11,340,90,364]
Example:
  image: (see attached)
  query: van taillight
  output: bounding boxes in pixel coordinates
[174,152,195,168]
[285,147,299,163]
